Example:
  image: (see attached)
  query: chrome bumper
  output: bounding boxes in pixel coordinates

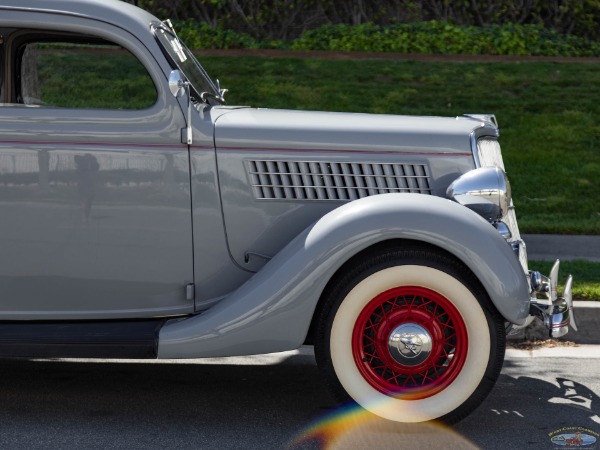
[529,260,577,338]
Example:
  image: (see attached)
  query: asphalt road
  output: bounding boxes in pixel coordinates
[523,234,600,262]
[0,348,598,450]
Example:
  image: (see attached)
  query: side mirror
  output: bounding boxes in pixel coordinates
[169,69,187,97]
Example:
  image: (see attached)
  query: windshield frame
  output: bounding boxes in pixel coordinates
[151,21,224,105]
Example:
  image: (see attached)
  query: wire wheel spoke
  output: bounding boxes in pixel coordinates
[352,286,468,399]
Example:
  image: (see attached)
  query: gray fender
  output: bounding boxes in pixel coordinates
[158,193,529,358]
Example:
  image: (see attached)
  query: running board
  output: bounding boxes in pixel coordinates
[0,320,166,359]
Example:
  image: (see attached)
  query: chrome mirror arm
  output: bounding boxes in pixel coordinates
[168,69,193,145]
[184,82,193,145]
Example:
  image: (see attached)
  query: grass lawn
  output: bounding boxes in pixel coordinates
[200,55,600,235]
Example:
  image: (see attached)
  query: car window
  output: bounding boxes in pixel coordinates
[16,40,157,109]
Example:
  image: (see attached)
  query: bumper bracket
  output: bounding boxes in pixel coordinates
[529,260,577,338]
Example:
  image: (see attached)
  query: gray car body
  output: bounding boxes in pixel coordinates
[0,0,530,358]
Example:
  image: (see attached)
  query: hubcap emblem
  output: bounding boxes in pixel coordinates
[388,324,433,366]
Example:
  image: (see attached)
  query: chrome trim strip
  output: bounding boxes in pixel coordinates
[0,139,192,149]
[470,131,481,168]
[221,146,472,157]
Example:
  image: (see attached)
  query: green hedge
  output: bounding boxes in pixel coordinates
[174,20,600,57]
[130,0,600,42]
[175,20,259,50]
[291,22,600,56]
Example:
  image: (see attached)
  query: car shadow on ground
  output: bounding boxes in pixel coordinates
[0,354,597,449]
[456,358,600,449]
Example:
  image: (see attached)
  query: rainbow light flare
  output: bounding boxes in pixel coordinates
[289,402,479,450]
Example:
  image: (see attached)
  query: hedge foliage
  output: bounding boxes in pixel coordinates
[174,20,600,57]
[175,20,258,50]
[127,0,600,41]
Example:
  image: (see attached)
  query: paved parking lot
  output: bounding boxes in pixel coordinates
[1,347,599,449]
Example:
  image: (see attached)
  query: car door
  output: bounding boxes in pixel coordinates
[0,24,194,319]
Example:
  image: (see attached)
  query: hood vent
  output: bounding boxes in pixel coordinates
[247,160,431,201]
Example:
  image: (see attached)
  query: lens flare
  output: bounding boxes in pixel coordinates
[289,402,478,450]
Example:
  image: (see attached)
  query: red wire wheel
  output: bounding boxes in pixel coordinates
[352,286,468,400]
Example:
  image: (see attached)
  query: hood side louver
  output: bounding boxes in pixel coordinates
[247,160,431,201]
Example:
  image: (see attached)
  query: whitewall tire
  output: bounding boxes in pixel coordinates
[315,244,505,424]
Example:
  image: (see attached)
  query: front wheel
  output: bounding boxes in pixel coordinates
[315,245,505,424]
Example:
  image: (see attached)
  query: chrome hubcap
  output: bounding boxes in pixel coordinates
[387,323,432,366]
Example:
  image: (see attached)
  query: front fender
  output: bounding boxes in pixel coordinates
[158,194,529,358]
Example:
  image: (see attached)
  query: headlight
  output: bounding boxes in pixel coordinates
[446,167,511,221]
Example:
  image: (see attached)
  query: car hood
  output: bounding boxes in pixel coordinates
[213,107,493,154]
[211,107,494,272]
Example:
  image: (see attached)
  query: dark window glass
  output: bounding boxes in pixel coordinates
[18,41,157,109]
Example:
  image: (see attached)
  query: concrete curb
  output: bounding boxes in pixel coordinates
[562,301,600,345]
[506,345,600,358]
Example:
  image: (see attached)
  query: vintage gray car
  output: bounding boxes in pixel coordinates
[0,0,576,424]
